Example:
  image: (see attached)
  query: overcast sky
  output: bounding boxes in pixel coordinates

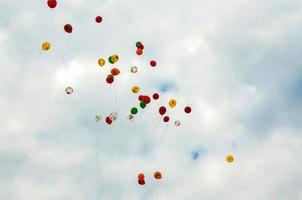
[1,0,302,199]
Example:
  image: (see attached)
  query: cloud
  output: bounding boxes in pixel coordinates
[1,0,302,199]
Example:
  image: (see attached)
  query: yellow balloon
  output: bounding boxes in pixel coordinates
[42,42,51,51]
[169,99,177,108]
[132,86,140,94]
[111,55,119,63]
[98,58,105,67]
[226,154,234,163]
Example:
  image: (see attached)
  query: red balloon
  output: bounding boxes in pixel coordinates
[95,16,103,23]
[184,106,192,114]
[150,60,157,67]
[138,179,145,185]
[142,96,151,104]
[159,106,166,115]
[152,93,159,100]
[163,116,170,122]
[138,44,144,50]
[64,24,73,33]
[106,75,114,84]
[105,116,112,125]
[138,95,144,101]
[47,0,57,9]
[136,48,143,55]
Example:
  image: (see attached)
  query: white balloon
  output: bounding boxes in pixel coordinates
[174,120,181,127]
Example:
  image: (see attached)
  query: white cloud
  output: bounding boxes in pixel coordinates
[1,0,302,199]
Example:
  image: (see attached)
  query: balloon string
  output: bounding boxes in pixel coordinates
[160,123,169,142]
[62,35,72,60]
[38,50,43,58]
[95,130,98,157]
[114,83,118,106]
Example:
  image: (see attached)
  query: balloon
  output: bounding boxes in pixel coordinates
[95,115,102,122]
[154,171,162,180]
[111,68,120,76]
[152,93,159,100]
[111,55,119,63]
[174,120,181,127]
[136,49,143,55]
[131,107,138,115]
[47,0,57,9]
[138,173,145,180]
[138,44,144,50]
[95,16,102,23]
[130,66,138,73]
[184,106,192,114]
[226,154,234,163]
[136,41,142,48]
[127,114,134,120]
[105,116,112,125]
[138,95,144,101]
[163,116,170,122]
[159,106,166,115]
[106,74,114,84]
[42,41,51,51]
[142,96,151,104]
[108,56,114,64]
[108,55,119,64]
[64,24,73,33]
[132,86,140,94]
[138,179,145,185]
[169,99,177,108]
[109,112,118,121]
[150,60,157,67]
[98,58,105,67]
[140,101,146,109]
[65,86,73,95]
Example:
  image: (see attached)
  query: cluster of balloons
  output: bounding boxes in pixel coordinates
[105,112,118,125]
[129,93,155,118]
[136,41,144,56]
[106,55,120,84]
[134,42,157,68]
[97,55,121,84]
[137,171,162,185]
[46,1,104,94]
[94,112,118,125]
[158,103,191,125]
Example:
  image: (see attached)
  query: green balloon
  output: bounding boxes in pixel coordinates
[136,41,142,48]
[140,101,146,109]
[131,107,138,115]
[108,56,114,64]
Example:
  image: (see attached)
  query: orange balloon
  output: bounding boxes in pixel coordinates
[111,68,120,76]
[138,173,145,180]
[154,171,162,180]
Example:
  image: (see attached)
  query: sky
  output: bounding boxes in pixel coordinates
[1,0,302,199]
